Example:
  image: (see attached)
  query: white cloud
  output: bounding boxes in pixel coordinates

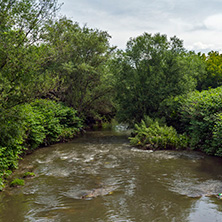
[192,42,214,50]
[187,42,214,52]
[204,14,222,31]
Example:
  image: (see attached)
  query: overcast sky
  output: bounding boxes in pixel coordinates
[58,0,222,53]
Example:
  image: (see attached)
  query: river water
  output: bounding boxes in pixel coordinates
[1,129,222,222]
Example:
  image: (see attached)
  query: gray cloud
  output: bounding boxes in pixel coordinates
[59,0,222,52]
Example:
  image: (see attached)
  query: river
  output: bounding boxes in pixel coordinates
[1,129,222,222]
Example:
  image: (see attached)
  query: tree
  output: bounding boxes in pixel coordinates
[197,51,222,90]
[0,0,61,180]
[0,0,61,109]
[43,18,115,121]
[112,33,204,124]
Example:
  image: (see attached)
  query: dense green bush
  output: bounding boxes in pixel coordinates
[0,99,83,190]
[0,106,28,190]
[129,116,188,150]
[26,99,83,147]
[163,86,222,156]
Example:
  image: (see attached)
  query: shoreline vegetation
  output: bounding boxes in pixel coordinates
[130,86,222,157]
[2,0,222,190]
[0,99,83,190]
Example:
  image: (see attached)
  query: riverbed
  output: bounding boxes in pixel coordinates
[1,129,222,222]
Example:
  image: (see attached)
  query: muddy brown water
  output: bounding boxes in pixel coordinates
[1,129,222,222]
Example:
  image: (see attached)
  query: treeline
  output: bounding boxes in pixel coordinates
[1,0,222,189]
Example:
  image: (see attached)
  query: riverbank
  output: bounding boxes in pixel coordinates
[0,99,83,191]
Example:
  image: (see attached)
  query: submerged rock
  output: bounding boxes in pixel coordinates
[81,186,116,199]
[188,192,222,199]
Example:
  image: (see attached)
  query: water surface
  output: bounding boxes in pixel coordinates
[1,130,222,222]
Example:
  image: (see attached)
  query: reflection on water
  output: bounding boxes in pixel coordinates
[1,130,222,222]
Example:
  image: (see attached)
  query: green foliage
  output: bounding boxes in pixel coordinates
[0,179,5,191]
[211,113,222,156]
[42,18,115,122]
[59,128,80,141]
[10,178,25,187]
[197,51,222,90]
[159,95,188,133]
[165,86,222,156]
[129,117,188,150]
[0,106,28,180]
[24,99,83,148]
[112,33,204,125]
[23,172,35,178]
[101,119,118,130]
[0,99,83,187]
[0,169,12,190]
[0,0,61,109]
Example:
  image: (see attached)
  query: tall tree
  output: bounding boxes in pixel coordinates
[112,33,204,124]
[0,0,61,109]
[43,18,115,121]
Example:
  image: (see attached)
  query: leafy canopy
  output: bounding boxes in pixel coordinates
[197,51,222,90]
[112,33,203,124]
[0,0,61,109]
[43,18,115,121]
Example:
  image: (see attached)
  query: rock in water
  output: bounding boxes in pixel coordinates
[81,186,116,199]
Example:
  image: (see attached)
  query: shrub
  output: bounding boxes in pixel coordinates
[209,113,222,156]
[24,99,83,148]
[164,86,222,156]
[129,116,188,150]
[10,178,25,187]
